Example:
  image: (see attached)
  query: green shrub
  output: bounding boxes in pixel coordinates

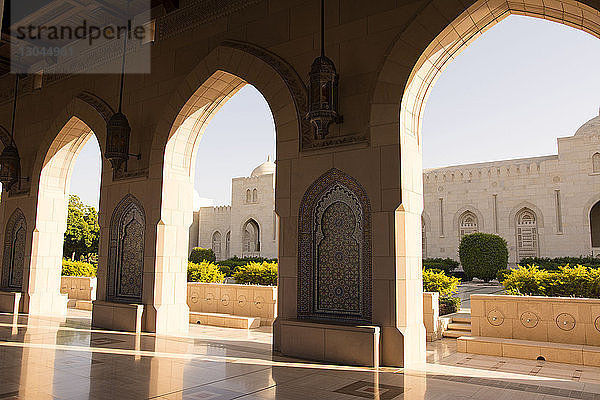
[423,258,460,274]
[189,247,216,264]
[439,296,461,316]
[519,256,600,270]
[502,264,600,298]
[496,268,512,283]
[187,261,225,283]
[423,269,460,297]
[216,257,278,277]
[233,262,278,286]
[61,259,97,277]
[459,233,508,281]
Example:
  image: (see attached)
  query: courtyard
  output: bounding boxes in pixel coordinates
[1,309,600,400]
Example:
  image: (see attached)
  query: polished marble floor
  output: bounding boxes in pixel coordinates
[0,310,599,399]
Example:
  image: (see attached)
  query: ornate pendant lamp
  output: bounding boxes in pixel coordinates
[105,24,139,171]
[0,75,23,191]
[306,0,342,139]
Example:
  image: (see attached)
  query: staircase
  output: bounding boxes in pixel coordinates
[442,313,471,338]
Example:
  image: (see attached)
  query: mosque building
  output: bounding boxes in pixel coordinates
[189,158,278,260]
[422,111,600,263]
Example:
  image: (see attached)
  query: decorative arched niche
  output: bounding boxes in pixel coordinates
[106,194,145,303]
[298,168,372,324]
[1,209,27,291]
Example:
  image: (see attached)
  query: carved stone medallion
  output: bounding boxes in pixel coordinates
[556,313,576,331]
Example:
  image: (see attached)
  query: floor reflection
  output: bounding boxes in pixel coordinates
[0,310,599,399]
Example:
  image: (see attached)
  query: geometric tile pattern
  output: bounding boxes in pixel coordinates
[334,380,404,399]
[106,194,145,303]
[1,208,26,291]
[298,168,372,324]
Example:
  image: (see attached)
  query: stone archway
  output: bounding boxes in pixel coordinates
[591,201,600,249]
[92,43,302,336]
[369,0,600,367]
[8,92,109,317]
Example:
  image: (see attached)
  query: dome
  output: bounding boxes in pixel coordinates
[251,156,275,177]
[574,111,600,137]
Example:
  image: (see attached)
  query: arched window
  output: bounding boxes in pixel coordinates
[242,219,260,255]
[593,153,600,173]
[1,209,26,291]
[212,231,222,260]
[459,211,479,237]
[225,231,231,258]
[421,215,427,258]
[107,194,145,303]
[246,189,251,203]
[516,208,539,260]
[591,201,600,248]
[252,188,258,203]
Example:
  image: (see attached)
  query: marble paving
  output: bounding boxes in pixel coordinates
[0,309,599,399]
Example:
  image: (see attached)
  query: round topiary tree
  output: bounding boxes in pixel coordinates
[459,233,508,282]
[189,247,216,264]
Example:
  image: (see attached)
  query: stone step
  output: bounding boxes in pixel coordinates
[448,322,471,331]
[443,330,471,339]
[451,315,472,324]
[189,312,260,329]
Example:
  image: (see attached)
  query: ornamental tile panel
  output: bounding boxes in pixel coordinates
[1,209,26,291]
[298,168,372,324]
[107,194,145,303]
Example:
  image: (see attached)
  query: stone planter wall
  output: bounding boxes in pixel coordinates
[60,276,97,301]
[187,282,277,322]
[470,294,600,346]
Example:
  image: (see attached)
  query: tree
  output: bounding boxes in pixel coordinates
[63,195,100,261]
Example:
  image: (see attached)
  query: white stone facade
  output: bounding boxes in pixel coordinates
[191,159,278,260]
[423,113,600,264]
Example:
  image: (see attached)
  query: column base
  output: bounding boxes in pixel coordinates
[24,292,68,316]
[0,290,24,314]
[280,319,380,367]
[92,300,145,333]
[146,303,190,335]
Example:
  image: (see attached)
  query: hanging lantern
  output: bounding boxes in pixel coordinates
[306,0,341,140]
[105,111,131,171]
[105,22,140,172]
[306,55,341,139]
[0,144,20,190]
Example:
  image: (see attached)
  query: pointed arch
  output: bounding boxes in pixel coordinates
[106,194,146,303]
[242,218,260,256]
[212,231,222,260]
[515,207,540,260]
[593,152,600,173]
[1,209,27,291]
[298,168,372,324]
[590,201,600,248]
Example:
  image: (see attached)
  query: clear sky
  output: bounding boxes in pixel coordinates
[69,14,600,208]
[422,15,600,169]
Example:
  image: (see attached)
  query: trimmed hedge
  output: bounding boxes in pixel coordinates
[189,247,216,264]
[502,264,600,298]
[423,269,460,297]
[519,256,600,270]
[459,233,508,282]
[187,261,225,283]
[217,256,278,277]
[423,257,459,274]
[423,269,461,316]
[233,262,278,286]
[496,268,512,283]
[62,259,97,277]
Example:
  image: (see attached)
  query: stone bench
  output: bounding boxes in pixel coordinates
[189,312,260,329]
[458,336,600,366]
